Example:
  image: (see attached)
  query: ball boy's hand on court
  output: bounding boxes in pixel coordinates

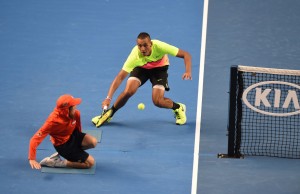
[29,159,41,169]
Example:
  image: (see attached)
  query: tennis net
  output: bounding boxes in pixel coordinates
[221,65,300,159]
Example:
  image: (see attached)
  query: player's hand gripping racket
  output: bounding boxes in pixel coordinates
[101,105,108,115]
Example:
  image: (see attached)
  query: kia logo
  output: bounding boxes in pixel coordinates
[242,81,300,116]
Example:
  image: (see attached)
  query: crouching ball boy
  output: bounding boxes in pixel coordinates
[28,94,97,169]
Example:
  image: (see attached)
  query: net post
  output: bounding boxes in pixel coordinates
[228,66,238,157]
[218,65,243,159]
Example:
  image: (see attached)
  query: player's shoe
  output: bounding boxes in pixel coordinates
[92,109,113,128]
[49,152,60,160]
[92,115,111,125]
[173,103,187,125]
[91,116,101,125]
[40,153,66,168]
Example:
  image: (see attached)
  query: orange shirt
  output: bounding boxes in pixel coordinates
[28,108,81,160]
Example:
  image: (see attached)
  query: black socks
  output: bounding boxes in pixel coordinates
[172,102,180,110]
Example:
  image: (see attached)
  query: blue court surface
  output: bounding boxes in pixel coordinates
[199,0,300,194]
[1,0,300,194]
[0,1,202,194]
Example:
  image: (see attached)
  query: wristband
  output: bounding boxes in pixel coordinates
[106,96,112,101]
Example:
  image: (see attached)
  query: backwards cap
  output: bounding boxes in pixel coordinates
[56,94,81,109]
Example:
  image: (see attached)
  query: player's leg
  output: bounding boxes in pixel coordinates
[97,78,140,124]
[92,78,141,127]
[152,86,187,125]
[113,78,140,109]
[150,66,187,125]
[152,86,173,108]
[150,66,179,109]
[109,67,148,115]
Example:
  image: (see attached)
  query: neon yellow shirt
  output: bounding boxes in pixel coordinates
[122,40,179,73]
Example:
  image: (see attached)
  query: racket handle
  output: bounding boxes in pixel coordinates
[100,107,108,116]
[102,105,108,113]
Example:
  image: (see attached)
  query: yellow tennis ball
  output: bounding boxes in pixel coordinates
[138,103,145,110]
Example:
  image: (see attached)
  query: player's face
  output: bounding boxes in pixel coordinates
[69,105,76,119]
[137,37,152,56]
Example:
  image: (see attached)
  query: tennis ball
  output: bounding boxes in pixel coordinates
[138,103,145,110]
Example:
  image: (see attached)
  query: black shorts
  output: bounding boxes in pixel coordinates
[129,66,170,91]
[54,130,89,163]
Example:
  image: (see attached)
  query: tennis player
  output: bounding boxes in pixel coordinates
[92,32,192,127]
[28,94,97,169]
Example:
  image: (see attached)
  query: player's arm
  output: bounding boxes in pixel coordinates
[176,49,192,80]
[102,69,129,108]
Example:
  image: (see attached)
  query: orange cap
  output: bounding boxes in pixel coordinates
[56,94,82,109]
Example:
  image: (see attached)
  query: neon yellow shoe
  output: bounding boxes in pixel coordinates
[91,109,113,128]
[173,103,186,125]
[92,115,101,125]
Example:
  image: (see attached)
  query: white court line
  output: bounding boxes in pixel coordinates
[191,0,209,194]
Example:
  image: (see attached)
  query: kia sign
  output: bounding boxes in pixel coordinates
[242,81,300,116]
